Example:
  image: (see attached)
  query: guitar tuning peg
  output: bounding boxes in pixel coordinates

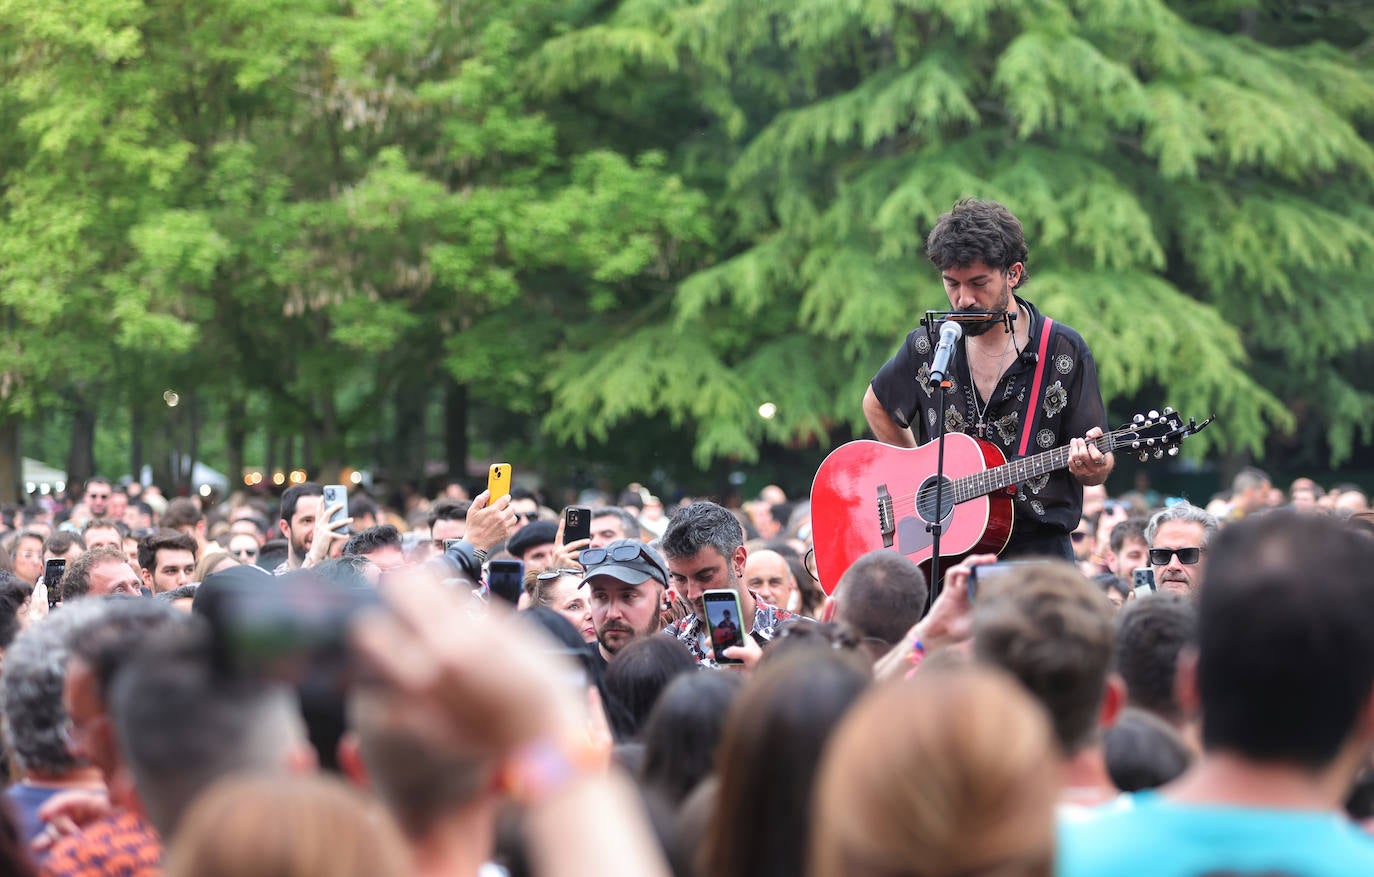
[1138,452,1149,462]
[1133,413,1145,424]
[1154,449,1164,459]
[1148,409,1159,419]
[1163,406,1175,415]
[1168,447,1179,456]
[1146,438,1155,446]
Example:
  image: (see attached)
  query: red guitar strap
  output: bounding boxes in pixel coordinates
[1017,317,1055,458]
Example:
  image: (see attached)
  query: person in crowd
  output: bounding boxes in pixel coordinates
[530,567,596,644]
[702,648,871,877]
[1226,466,1272,520]
[1101,517,1150,590]
[1102,707,1193,793]
[1288,477,1323,512]
[0,572,30,653]
[508,488,542,533]
[974,561,1121,808]
[9,531,45,586]
[863,198,1113,560]
[81,479,114,523]
[105,491,128,530]
[160,498,210,554]
[35,600,184,874]
[811,665,1057,877]
[660,502,794,667]
[428,498,470,545]
[638,672,743,808]
[350,574,672,877]
[583,538,673,669]
[1,603,108,842]
[225,532,260,565]
[741,548,799,613]
[137,530,198,594]
[602,636,696,742]
[108,624,316,843]
[820,549,928,664]
[1071,515,1097,576]
[1059,512,1374,876]
[1145,502,1219,596]
[1114,592,1197,738]
[164,774,408,877]
[506,520,558,570]
[80,519,124,555]
[589,507,641,549]
[192,550,240,582]
[58,546,143,602]
[43,532,86,566]
[341,524,405,573]
[277,483,330,572]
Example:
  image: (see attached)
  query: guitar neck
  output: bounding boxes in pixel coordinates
[952,434,1115,503]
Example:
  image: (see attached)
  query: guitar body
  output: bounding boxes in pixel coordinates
[810,436,1015,594]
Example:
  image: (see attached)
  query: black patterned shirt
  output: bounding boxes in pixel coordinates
[869,297,1108,545]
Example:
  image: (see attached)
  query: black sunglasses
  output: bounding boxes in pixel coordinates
[1071,531,1089,543]
[1148,547,1203,565]
[581,544,651,567]
[515,512,540,522]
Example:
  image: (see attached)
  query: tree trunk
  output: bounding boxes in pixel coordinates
[66,403,97,489]
[184,397,201,495]
[0,418,21,503]
[443,378,469,483]
[130,403,145,485]
[226,398,246,492]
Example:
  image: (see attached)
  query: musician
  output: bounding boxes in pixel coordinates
[862,198,1112,561]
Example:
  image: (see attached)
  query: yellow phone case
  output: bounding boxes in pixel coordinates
[488,463,512,502]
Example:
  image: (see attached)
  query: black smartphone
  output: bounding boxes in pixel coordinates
[487,559,525,605]
[967,560,1050,603]
[563,506,592,544]
[198,569,381,686]
[703,589,746,665]
[322,484,348,530]
[1132,567,1156,599]
[44,559,66,607]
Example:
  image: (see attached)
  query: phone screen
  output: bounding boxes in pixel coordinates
[563,506,591,544]
[44,559,66,606]
[703,589,745,664]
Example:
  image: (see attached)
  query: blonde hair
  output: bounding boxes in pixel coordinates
[165,774,409,877]
[193,550,240,583]
[810,666,1057,877]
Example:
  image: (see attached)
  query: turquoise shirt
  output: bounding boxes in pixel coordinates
[1058,791,1374,877]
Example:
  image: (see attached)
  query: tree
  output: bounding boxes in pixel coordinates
[537,0,1374,472]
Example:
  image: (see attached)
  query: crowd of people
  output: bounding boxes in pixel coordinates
[0,467,1367,876]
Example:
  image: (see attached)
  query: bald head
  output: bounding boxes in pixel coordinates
[743,549,797,611]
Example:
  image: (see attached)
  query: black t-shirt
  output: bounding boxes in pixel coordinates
[869,297,1108,549]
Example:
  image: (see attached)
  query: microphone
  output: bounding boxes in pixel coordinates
[928,320,963,386]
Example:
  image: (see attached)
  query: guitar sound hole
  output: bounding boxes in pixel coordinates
[916,476,955,524]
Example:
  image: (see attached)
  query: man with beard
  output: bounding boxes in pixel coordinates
[583,538,672,670]
[1146,502,1219,596]
[863,198,1112,560]
[660,501,794,667]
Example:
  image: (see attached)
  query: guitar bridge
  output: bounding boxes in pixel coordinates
[877,484,895,548]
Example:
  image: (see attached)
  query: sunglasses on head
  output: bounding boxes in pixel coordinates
[580,544,651,567]
[1148,547,1203,565]
[536,568,584,582]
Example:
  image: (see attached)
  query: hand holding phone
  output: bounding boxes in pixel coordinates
[703,589,746,665]
[322,485,349,530]
[563,506,592,544]
[44,559,67,608]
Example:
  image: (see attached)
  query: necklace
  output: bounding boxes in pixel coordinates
[964,309,1022,438]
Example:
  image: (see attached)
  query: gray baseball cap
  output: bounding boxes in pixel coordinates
[579,538,670,589]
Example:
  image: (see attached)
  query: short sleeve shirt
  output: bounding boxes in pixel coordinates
[666,594,794,668]
[869,297,1108,539]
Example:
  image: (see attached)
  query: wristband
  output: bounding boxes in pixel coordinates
[498,736,609,806]
[471,547,488,563]
[906,637,926,666]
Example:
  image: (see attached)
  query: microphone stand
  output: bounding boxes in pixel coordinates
[925,373,951,615]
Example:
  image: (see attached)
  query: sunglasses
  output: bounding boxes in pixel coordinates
[1148,547,1203,565]
[233,548,259,559]
[580,544,652,567]
[515,512,540,522]
[536,568,584,582]
[1071,531,1089,543]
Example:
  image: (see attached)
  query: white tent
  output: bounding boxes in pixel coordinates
[22,458,67,491]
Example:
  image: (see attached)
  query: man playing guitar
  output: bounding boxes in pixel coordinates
[861,198,1113,562]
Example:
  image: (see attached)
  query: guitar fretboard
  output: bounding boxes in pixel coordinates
[950,434,1117,504]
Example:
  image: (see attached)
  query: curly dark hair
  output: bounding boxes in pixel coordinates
[925,198,1030,284]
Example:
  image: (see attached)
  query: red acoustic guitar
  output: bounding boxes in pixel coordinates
[809,409,1212,593]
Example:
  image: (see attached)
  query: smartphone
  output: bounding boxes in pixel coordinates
[487,559,524,605]
[563,506,592,544]
[198,568,381,687]
[967,560,1050,603]
[44,559,66,607]
[487,463,512,503]
[1132,567,1156,599]
[322,484,348,530]
[703,589,746,665]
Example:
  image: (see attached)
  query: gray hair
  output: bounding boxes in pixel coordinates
[1,600,108,776]
[1146,503,1221,549]
[659,501,744,563]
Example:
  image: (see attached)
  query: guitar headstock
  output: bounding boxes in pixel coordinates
[1109,408,1216,462]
